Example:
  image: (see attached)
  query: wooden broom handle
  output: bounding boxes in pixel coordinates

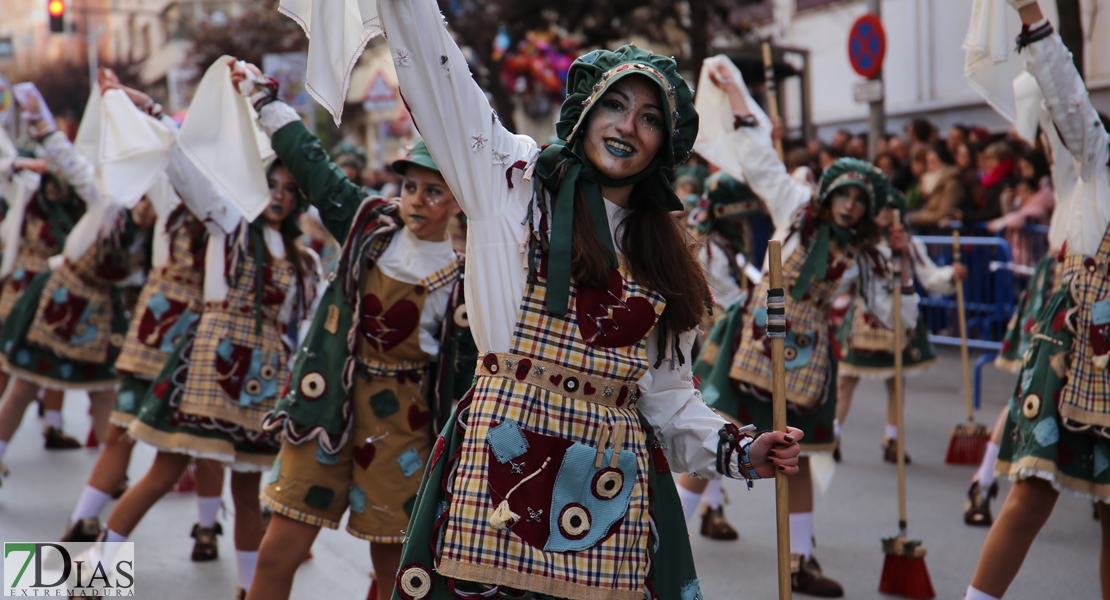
[768,240,791,599]
[762,42,784,161]
[893,212,907,531]
[953,230,974,423]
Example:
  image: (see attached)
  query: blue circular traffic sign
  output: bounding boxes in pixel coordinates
[848,14,886,79]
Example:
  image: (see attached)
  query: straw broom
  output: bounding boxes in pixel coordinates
[766,240,792,599]
[945,230,991,464]
[879,214,935,599]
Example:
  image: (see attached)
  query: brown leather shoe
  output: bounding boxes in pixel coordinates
[832,438,842,463]
[964,479,998,526]
[699,505,739,540]
[235,588,246,600]
[882,439,911,465]
[190,522,222,561]
[792,554,844,597]
[61,517,102,542]
[44,426,82,450]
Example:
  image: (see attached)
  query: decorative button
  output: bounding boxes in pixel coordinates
[558,504,591,539]
[300,372,327,400]
[1022,394,1042,420]
[563,377,579,393]
[591,468,624,500]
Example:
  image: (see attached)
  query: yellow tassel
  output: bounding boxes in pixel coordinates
[489,500,520,531]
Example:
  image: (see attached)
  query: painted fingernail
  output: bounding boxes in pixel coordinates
[777,466,786,472]
[784,436,794,443]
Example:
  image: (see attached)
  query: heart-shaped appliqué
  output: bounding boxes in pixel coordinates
[354,443,377,470]
[408,404,432,432]
[575,270,657,348]
[360,294,420,352]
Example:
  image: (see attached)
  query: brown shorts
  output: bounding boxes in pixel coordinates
[262,370,434,542]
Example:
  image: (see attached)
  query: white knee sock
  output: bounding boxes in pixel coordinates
[834,419,842,438]
[45,409,63,430]
[71,486,113,522]
[965,585,1001,600]
[884,424,898,440]
[237,550,259,591]
[676,484,704,522]
[977,443,1000,496]
[99,530,128,567]
[0,440,8,462]
[197,496,221,528]
[789,512,813,558]
[703,479,722,509]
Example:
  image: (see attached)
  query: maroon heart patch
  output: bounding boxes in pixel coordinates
[408,404,431,432]
[583,382,596,396]
[549,373,563,386]
[354,443,376,470]
[576,270,657,348]
[360,293,420,352]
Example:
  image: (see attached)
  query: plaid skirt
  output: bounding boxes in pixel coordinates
[0,255,49,323]
[995,286,1110,501]
[836,299,936,378]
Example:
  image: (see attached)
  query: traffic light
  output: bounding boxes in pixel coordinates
[48,0,65,34]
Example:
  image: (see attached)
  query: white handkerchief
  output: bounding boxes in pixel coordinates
[98,89,174,208]
[964,0,1016,123]
[176,56,274,224]
[73,82,102,169]
[693,55,769,183]
[12,82,57,133]
[279,0,384,126]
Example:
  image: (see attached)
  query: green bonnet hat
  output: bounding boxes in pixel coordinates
[695,172,763,235]
[391,139,440,175]
[816,157,889,218]
[535,44,699,316]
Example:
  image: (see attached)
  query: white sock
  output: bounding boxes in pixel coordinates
[703,479,723,509]
[834,419,842,438]
[99,530,128,567]
[237,550,259,591]
[789,512,814,558]
[197,496,221,528]
[71,486,113,522]
[45,409,63,430]
[885,424,898,440]
[676,484,704,522]
[978,442,1001,497]
[0,440,8,462]
[106,530,127,543]
[965,585,1001,600]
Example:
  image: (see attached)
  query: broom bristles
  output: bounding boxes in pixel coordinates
[945,421,990,465]
[84,428,99,448]
[169,461,197,494]
[879,554,936,599]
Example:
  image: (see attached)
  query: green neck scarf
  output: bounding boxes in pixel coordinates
[534,141,673,316]
[246,216,304,334]
[791,219,852,301]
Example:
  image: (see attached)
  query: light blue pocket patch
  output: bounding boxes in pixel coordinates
[59,363,73,379]
[268,458,282,484]
[397,448,423,477]
[1093,298,1110,326]
[1095,447,1109,478]
[69,305,97,345]
[117,390,135,412]
[486,420,529,464]
[1032,418,1059,447]
[13,267,25,281]
[348,486,367,514]
[146,293,171,319]
[159,310,198,352]
[216,338,235,361]
[753,307,768,327]
[15,349,29,365]
[700,384,720,405]
[316,443,339,465]
[681,579,704,600]
[52,286,69,304]
[545,443,636,552]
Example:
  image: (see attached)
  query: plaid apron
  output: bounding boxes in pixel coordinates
[837,297,936,378]
[0,211,61,321]
[433,265,668,600]
[728,230,856,409]
[1056,227,1110,428]
[175,249,297,432]
[114,220,204,379]
[263,259,459,542]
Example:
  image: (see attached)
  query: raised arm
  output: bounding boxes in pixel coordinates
[40,131,98,206]
[377,0,537,221]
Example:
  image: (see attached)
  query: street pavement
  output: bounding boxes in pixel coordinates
[0,347,1100,599]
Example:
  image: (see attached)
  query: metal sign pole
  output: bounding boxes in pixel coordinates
[867,0,885,161]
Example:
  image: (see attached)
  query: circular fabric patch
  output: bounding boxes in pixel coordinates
[794,333,812,348]
[396,564,432,599]
[1022,393,1042,420]
[558,504,591,539]
[109,333,125,347]
[563,377,580,393]
[784,347,798,361]
[453,304,469,328]
[244,378,263,396]
[259,363,277,380]
[591,468,624,500]
[483,354,500,374]
[300,372,327,399]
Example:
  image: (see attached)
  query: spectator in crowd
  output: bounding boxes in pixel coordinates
[817,143,843,173]
[873,151,897,180]
[906,143,966,233]
[846,134,867,159]
[903,144,928,210]
[888,135,914,191]
[906,118,938,145]
[946,124,970,158]
[953,141,1015,226]
[831,128,852,152]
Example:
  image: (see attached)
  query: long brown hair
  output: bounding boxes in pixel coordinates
[564,178,709,333]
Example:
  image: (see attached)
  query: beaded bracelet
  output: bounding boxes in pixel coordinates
[716,423,759,489]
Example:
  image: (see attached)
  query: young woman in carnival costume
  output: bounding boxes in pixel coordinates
[965,2,1110,598]
[681,61,917,597]
[99,57,320,600]
[225,63,474,600]
[57,70,227,560]
[834,191,966,464]
[962,67,1073,527]
[0,93,92,465]
[684,171,767,540]
[377,0,803,598]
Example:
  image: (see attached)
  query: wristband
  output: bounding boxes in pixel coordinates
[1015,21,1053,51]
[733,114,759,129]
[717,423,760,488]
